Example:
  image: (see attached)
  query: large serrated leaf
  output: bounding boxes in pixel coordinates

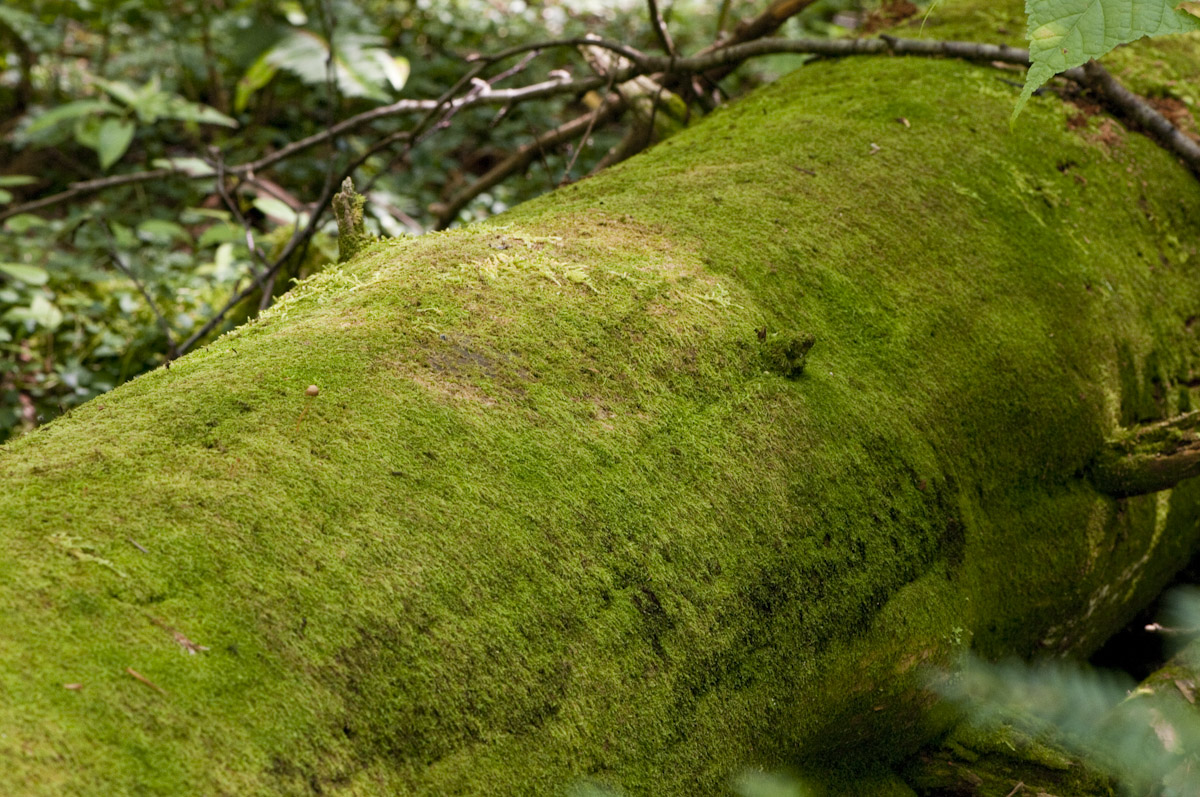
[264,29,407,102]
[1015,0,1200,120]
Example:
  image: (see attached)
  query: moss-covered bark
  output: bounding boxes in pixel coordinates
[3,4,1200,794]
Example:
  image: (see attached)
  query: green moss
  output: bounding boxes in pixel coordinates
[3,3,1200,794]
[902,722,1119,796]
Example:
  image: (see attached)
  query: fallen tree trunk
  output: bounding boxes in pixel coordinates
[4,7,1200,795]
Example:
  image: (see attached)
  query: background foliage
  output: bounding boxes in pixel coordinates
[0,0,876,441]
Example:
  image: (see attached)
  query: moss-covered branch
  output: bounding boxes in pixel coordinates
[1091,412,1200,498]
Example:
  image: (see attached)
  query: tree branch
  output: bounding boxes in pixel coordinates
[433,98,626,228]
[176,52,483,357]
[7,29,1196,231]
[647,0,677,58]
[1080,60,1200,178]
[1091,411,1200,498]
[100,229,176,359]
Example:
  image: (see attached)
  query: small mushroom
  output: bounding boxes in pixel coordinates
[306,385,320,397]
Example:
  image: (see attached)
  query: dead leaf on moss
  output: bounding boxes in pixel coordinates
[172,631,209,655]
[126,667,166,694]
[1147,97,1199,142]
[146,615,210,655]
[861,0,918,33]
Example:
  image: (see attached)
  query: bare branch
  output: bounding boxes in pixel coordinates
[208,147,269,278]
[720,0,818,49]
[0,34,1056,226]
[434,99,626,229]
[1080,60,1200,178]
[7,27,1196,234]
[647,0,677,58]
[176,52,481,357]
[100,229,176,358]
[0,168,177,223]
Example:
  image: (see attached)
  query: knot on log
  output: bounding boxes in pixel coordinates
[760,331,815,378]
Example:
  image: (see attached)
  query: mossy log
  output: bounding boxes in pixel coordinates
[4,5,1200,795]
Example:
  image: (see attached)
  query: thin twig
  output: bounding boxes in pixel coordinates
[176,60,484,356]
[208,147,268,278]
[9,25,1196,237]
[715,0,733,41]
[472,36,649,66]
[708,0,818,53]
[364,52,539,201]
[0,168,176,223]
[0,34,1022,226]
[559,71,621,186]
[490,50,541,86]
[436,99,625,228]
[647,0,677,58]
[126,667,166,694]
[101,229,176,358]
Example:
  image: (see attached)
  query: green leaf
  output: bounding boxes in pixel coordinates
[158,95,237,128]
[0,190,9,205]
[264,29,406,102]
[109,221,137,249]
[151,157,216,177]
[377,53,410,92]
[3,215,49,234]
[1016,0,1200,120]
[137,219,191,244]
[0,5,55,51]
[0,263,49,286]
[197,222,245,249]
[94,77,141,109]
[95,77,236,128]
[277,0,307,25]
[235,53,281,113]
[95,118,135,171]
[5,294,63,330]
[23,99,114,137]
[252,196,299,225]
[0,175,37,188]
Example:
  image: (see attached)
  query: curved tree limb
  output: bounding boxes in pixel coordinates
[1080,60,1200,178]
[1091,411,1200,498]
